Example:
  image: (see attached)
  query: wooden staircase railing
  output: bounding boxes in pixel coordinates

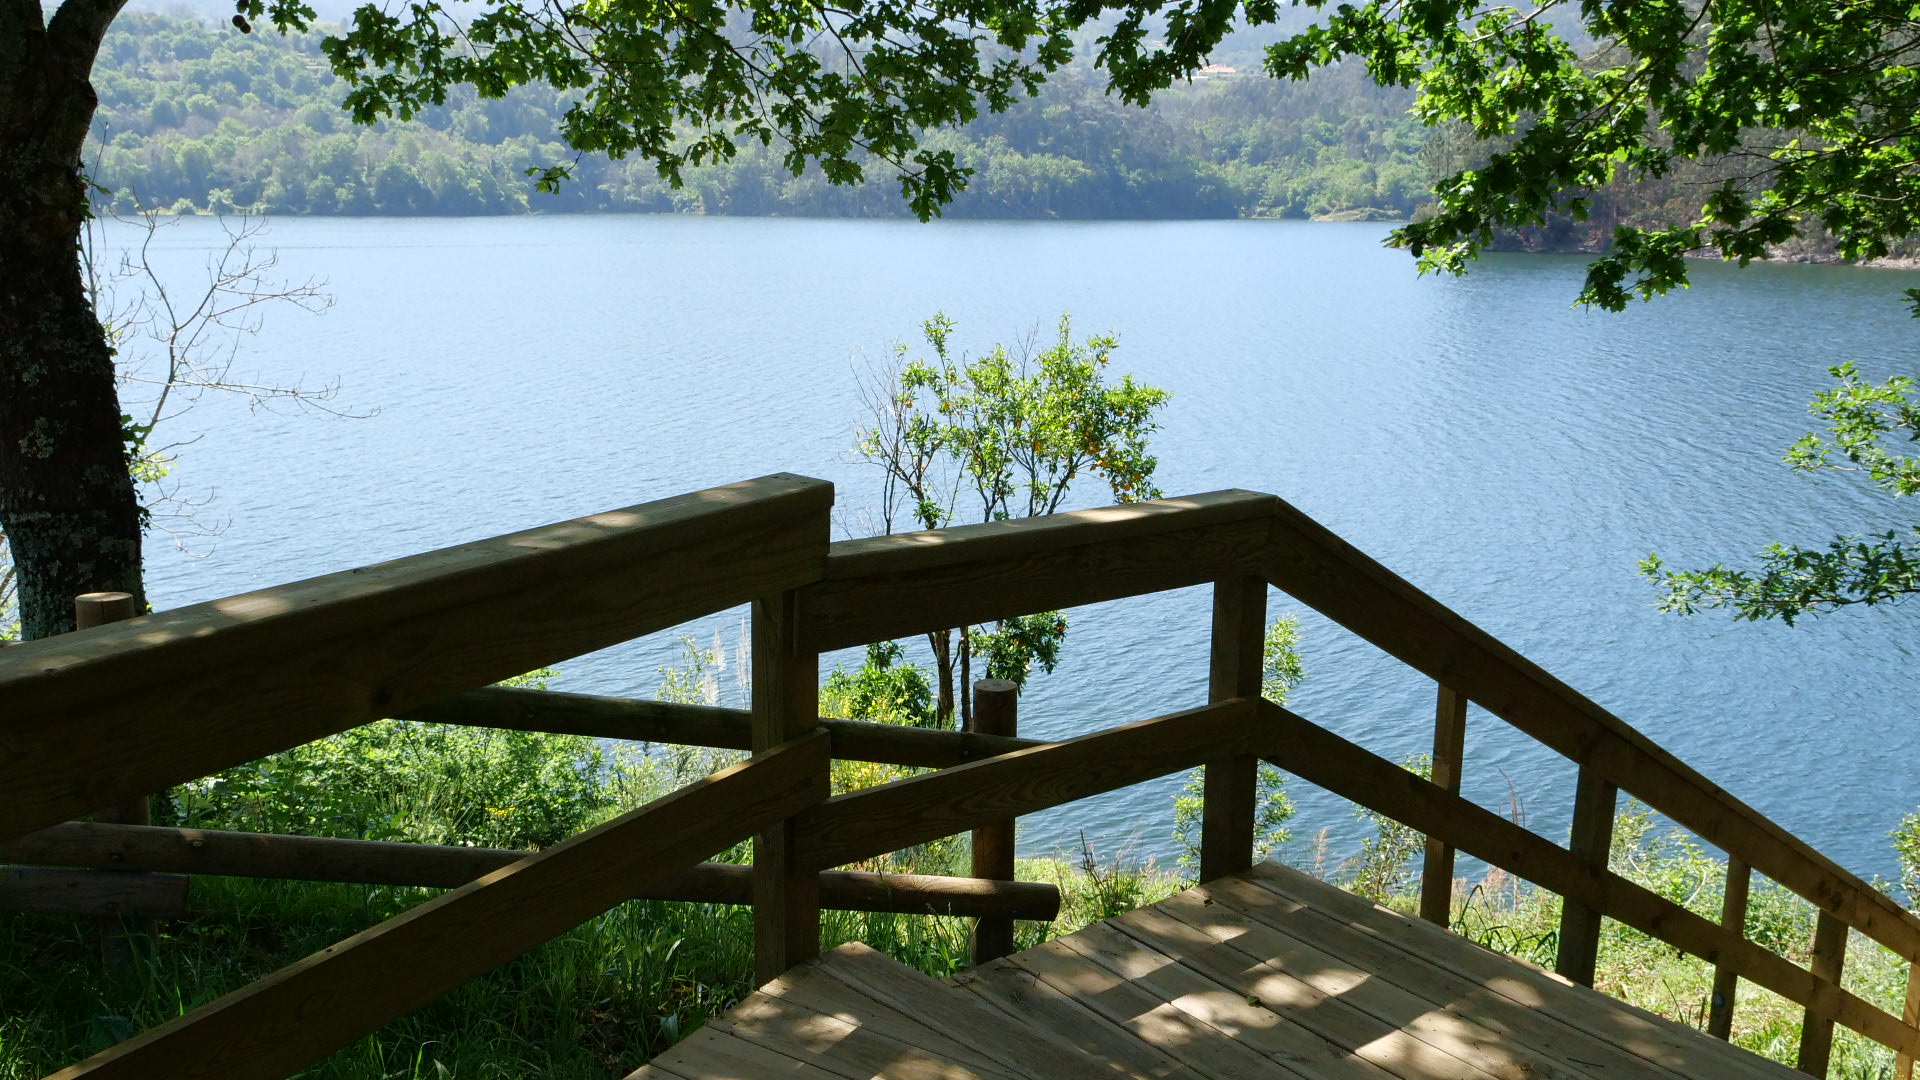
[4,477,1917,1078]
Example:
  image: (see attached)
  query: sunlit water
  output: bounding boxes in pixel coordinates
[111,214,1920,881]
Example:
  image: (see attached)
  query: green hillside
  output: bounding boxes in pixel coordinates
[89,12,1434,218]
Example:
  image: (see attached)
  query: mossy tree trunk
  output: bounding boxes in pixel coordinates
[0,0,144,640]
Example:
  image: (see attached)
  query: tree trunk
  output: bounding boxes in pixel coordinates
[927,629,954,726]
[0,0,144,640]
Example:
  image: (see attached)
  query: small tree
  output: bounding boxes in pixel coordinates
[853,313,1170,725]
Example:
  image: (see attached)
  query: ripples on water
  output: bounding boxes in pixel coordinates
[116,215,1920,880]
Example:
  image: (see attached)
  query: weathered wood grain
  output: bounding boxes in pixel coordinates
[0,822,1060,920]
[44,733,830,1080]
[794,699,1259,872]
[0,475,833,843]
[1262,496,1920,968]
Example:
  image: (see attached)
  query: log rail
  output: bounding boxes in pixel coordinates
[1,476,1914,1078]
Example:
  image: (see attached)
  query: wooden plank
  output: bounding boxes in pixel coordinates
[1249,698,1920,1059]
[400,686,1042,768]
[1108,899,1524,1080]
[822,489,1279,579]
[1262,497,1920,967]
[968,680,1019,965]
[757,951,1019,1076]
[1005,936,1316,1080]
[1709,855,1753,1040]
[1419,683,1468,926]
[1556,764,1619,986]
[951,959,1205,1079]
[794,699,1258,872]
[631,1024,834,1078]
[1200,576,1264,883]
[45,732,830,1080]
[0,865,187,919]
[800,516,1273,653]
[0,822,1061,920]
[717,991,1017,1080]
[809,943,1124,1080]
[753,591,824,985]
[0,474,834,843]
[1798,911,1848,1076]
[1056,920,1400,1079]
[1165,878,1686,1080]
[1221,867,1797,1080]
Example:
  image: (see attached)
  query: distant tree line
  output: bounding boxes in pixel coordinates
[88,13,1434,219]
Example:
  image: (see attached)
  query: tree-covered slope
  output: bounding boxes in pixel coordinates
[88,12,1433,218]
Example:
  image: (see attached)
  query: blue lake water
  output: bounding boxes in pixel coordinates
[112,214,1920,882]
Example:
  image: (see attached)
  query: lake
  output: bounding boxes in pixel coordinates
[111,213,1920,883]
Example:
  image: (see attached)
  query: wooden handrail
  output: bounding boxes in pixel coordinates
[1249,698,1920,1060]
[400,685,1042,767]
[47,732,832,1080]
[16,477,1918,1077]
[1259,495,1920,968]
[797,489,1276,652]
[0,474,833,843]
[0,821,1062,921]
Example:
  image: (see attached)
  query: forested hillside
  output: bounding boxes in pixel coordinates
[88,12,1434,218]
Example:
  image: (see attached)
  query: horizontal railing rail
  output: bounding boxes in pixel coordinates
[401,685,1042,768]
[0,821,1060,921]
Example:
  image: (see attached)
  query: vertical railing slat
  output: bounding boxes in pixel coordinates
[1419,684,1468,927]
[1797,911,1848,1077]
[1200,576,1266,882]
[1708,855,1752,1040]
[1555,764,1618,986]
[751,589,824,985]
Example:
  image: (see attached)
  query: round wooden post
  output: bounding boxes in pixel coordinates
[970,678,1018,964]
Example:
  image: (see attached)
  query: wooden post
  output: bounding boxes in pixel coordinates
[77,592,149,828]
[1797,911,1848,1077]
[73,591,154,967]
[1200,576,1265,883]
[1895,962,1920,1080]
[969,678,1018,965]
[751,590,823,985]
[1555,763,1617,986]
[1707,855,1752,1040]
[1419,683,1467,926]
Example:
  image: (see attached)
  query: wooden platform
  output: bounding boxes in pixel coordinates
[630,862,1803,1079]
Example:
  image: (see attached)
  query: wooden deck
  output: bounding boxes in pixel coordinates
[631,862,1802,1080]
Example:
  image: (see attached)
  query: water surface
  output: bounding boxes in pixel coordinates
[115,215,1920,881]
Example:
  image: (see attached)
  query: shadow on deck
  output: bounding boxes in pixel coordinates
[634,863,1797,1080]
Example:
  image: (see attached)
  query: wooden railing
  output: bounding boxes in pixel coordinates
[4,477,1917,1079]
